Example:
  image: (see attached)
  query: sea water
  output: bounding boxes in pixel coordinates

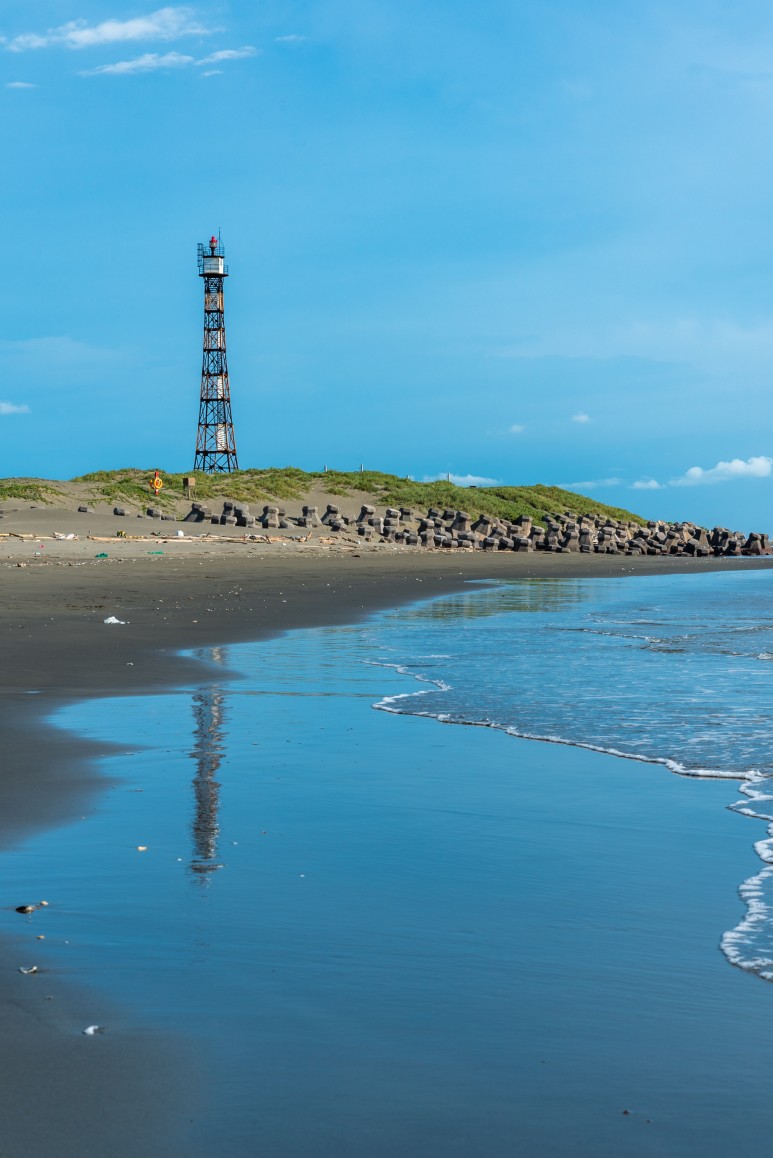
[372,570,773,778]
[365,569,773,978]
[4,569,773,1155]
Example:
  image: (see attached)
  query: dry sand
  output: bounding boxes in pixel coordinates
[2,507,773,1155]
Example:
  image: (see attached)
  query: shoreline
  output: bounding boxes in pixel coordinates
[2,551,773,1154]
[5,552,772,845]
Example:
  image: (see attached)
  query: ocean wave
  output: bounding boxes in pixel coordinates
[373,681,744,781]
[369,569,773,983]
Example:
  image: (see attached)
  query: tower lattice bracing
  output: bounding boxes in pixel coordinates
[193,235,239,472]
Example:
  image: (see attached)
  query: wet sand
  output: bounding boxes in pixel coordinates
[2,549,772,1155]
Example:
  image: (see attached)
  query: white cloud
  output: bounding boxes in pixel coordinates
[83,45,257,77]
[275,35,308,43]
[423,473,501,487]
[0,401,30,414]
[572,412,591,424]
[198,46,257,64]
[83,51,195,75]
[564,477,623,491]
[6,81,36,88]
[631,478,663,490]
[508,423,524,434]
[670,455,773,486]
[200,69,222,77]
[7,7,211,51]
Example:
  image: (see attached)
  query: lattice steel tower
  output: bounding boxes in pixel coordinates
[193,234,239,472]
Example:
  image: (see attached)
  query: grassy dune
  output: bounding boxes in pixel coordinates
[0,481,64,503]
[73,467,646,527]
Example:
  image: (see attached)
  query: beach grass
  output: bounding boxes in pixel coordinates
[71,467,647,526]
[0,480,64,503]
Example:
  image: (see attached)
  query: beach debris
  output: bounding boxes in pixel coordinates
[136,845,148,852]
[52,532,78,540]
[82,1025,105,1036]
[95,552,108,558]
[104,615,126,624]
[18,966,39,975]
[36,935,45,940]
[176,530,185,537]
[14,899,47,914]
[147,550,164,555]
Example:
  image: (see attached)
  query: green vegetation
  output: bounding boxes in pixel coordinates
[0,481,63,503]
[72,467,646,526]
[323,476,646,526]
[75,468,182,510]
[73,467,312,508]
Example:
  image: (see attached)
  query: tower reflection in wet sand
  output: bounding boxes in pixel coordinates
[190,647,228,880]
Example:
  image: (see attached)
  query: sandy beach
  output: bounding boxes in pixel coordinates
[2,544,773,1155]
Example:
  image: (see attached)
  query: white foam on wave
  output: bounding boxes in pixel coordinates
[754,837,773,864]
[366,658,452,712]
[372,664,744,780]
[721,860,773,978]
[730,773,773,820]
[697,769,773,981]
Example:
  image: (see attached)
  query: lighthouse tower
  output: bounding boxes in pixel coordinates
[193,235,239,472]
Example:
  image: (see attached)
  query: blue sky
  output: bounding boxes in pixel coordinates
[3,1,773,528]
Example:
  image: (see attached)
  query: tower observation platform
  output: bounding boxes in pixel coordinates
[193,235,239,473]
